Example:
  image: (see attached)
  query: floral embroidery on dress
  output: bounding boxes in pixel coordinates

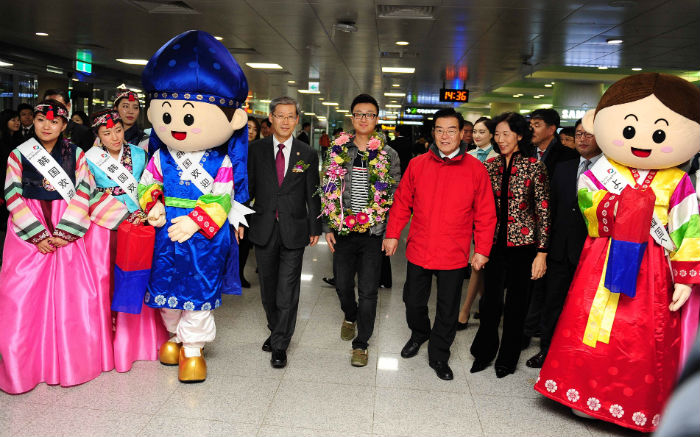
[155,295,166,306]
[183,301,195,310]
[587,397,601,411]
[632,412,647,426]
[652,414,661,427]
[167,296,178,308]
[566,389,580,402]
[201,302,212,310]
[545,379,557,393]
[609,404,624,418]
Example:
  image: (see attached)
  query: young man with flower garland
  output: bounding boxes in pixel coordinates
[320,94,401,367]
[383,108,497,380]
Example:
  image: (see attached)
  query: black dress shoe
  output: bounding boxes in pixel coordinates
[470,360,489,373]
[456,320,468,331]
[270,350,287,368]
[322,277,336,287]
[521,335,531,350]
[400,339,424,358]
[240,277,251,288]
[429,361,454,380]
[262,337,272,352]
[495,366,515,378]
[526,351,546,368]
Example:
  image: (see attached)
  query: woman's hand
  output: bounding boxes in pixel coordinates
[669,283,692,311]
[36,239,56,254]
[49,237,69,248]
[531,252,547,280]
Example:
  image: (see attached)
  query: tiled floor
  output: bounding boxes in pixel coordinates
[1,231,643,437]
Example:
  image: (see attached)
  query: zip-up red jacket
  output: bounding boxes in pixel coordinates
[385,144,497,270]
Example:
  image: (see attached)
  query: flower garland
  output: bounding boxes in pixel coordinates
[318,131,395,235]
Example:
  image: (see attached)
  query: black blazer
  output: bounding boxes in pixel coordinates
[247,136,321,249]
[542,139,578,177]
[548,157,588,264]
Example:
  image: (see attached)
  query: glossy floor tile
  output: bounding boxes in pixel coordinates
[0,228,641,436]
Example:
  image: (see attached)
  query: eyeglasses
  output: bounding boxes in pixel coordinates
[352,113,377,120]
[272,114,297,122]
[434,128,460,137]
[575,132,594,139]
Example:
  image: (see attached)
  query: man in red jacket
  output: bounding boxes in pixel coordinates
[383,108,497,380]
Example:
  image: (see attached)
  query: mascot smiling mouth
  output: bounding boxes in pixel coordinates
[171,131,187,140]
[631,147,652,158]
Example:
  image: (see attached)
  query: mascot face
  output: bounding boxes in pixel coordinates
[583,73,700,170]
[147,99,246,152]
[590,95,699,170]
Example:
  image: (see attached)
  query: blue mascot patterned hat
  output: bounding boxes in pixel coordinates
[142,30,248,108]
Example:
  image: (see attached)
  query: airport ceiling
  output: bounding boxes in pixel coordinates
[0,0,698,118]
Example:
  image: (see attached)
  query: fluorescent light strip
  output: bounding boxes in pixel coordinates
[214,36,223,41]
[0,60,13,67]
[245,63,283,69]
[116,59,149,65]
[384,92,405,97]
[336,109,349,112]
[322,102,338,106]
[304,112,316,116]
[385,104,401,108]
[298,89,320,94]
[382,67,415,74]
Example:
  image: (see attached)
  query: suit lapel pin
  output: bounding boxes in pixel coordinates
[296,152,300,156]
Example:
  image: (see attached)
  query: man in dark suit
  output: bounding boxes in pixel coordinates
[247,96,321,368]
[525,119,602,367]
[43,89,94,150]
[297,122,311,145]
[17,103,34,141]
[522,108,579,347]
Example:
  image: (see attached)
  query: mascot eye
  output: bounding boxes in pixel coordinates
[162,112,172,124]
[652,129,666,144]
[622,126,635,139]
[184,114,194,126]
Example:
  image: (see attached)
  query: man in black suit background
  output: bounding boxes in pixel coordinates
[522,108,579,347]
[247,96,321,368]
[297,121,311,145]
[525,119,602,368]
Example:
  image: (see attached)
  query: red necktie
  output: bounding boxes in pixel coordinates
[276,144,285,186]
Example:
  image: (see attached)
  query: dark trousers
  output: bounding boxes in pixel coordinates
[403,261,467,362]
[239,230,251,280]
[539,257,577,354]
[334,233,384,350]
[471,245,536,370]
[380,254,392,287]
[523,276,546,337]
[255,222,305,351]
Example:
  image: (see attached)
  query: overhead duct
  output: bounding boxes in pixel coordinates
[376,5,435,20]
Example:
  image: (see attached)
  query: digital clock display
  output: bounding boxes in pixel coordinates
[440,88,469,103]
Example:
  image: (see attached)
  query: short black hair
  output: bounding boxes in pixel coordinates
[17,103,33,113]
[574,118,583,129]
[492,111,534,157]
[463,120,474,128]
[559,126,575,137]
[432,108,465,130]
[302,122,311,129]
[261,118,272,128]
[72,110,89,126]
[43,89,70,104]
[529,108,560,128]
[350,94,379,114]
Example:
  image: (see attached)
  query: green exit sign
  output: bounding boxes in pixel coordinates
[76,49,92,74]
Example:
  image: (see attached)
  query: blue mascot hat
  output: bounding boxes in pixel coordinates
[142,30,248,108]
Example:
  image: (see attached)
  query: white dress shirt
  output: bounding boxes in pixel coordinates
[438,148,460,159]
[273,134,294,177]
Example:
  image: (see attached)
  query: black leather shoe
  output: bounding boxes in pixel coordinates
[270,350,287,368]
[495,366,515,378]
[456,320,468,331]
[400,339,424,358]
[429,361,454,380]
[322,277,336,287]
[470,360,489,373]
[521,335,531,350]
[262,337,272,352]
[240,277,251,288]
[526,352,546,368]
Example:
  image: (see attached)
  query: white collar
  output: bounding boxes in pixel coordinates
[273,135,294,150]
[579,153,602,166]
[439,148,460,159]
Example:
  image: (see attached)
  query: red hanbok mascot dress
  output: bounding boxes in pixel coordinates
[534,73,700,432]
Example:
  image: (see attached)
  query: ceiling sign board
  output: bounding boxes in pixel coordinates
[439,88,469,103]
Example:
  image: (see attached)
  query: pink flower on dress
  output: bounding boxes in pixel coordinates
[545,379,557,393]
[344,215,357,228]
[368,137,381,150]
[587,397,601,411]
[356,212,369,225]
[609,404,624,418]
[632,412,647,427]
[566,389,580,403]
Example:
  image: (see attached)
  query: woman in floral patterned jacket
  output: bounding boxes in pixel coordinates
[470,111,551,378]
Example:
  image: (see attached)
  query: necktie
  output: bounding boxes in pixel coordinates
[577,159,591,180]
[537,149,544,161]
[276,144,285,186]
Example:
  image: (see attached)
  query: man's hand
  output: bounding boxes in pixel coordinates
[309,235,319,247]
[167,215,200,243]
[36,239,56,254]
[471,253,489,271]
[235,226,245,244]
[670,283,692,312]
[49,237,69,248]
[531,252,547,280]
[147,201,166,228]
[382,238,399,256]
[325,233,336,253]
